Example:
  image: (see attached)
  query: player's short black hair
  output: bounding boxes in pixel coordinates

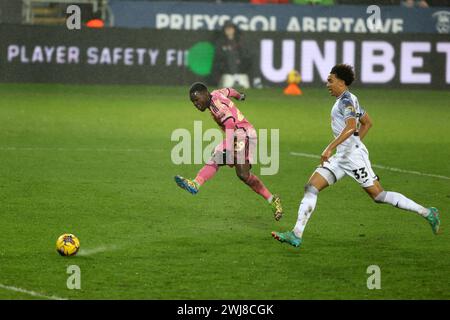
[189,82,208,96]
[330,64,355,86]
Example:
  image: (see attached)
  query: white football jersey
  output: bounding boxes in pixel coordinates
[331,90,366,153]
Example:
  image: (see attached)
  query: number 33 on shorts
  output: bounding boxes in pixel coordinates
[352,167,368,180]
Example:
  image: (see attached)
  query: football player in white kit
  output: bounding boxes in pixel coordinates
[272,64,441,248]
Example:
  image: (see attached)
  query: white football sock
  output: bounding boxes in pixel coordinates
[375,191,429,217]
[293,185,319,238]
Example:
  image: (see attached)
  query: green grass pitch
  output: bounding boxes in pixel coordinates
[0,83,448,299]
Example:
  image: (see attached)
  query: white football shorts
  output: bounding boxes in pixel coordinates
[316,143,378,188]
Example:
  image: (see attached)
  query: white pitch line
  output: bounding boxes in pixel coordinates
[77,245,118,257]
[290,151,450,181]
[0,283,67,300]
[290,152,320,159]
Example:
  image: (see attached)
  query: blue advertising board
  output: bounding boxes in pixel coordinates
[109,1,450,34]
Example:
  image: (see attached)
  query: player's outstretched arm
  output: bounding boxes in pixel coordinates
[226,88,246,101]
[320,118,357,165]
[359,112,373,140]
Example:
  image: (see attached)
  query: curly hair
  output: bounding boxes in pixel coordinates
[330,64,355,86]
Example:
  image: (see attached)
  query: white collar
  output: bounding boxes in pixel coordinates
[336,90,349,100]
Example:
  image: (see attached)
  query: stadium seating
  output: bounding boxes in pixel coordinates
[22,0,107,25]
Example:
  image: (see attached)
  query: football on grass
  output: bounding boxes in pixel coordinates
[56,234,80,256]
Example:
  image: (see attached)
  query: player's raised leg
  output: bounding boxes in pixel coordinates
[175,142,228,195]
[175,162,220,195]
[272,170,331,247]
[235,163,283,220]
[365,180,441,234]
